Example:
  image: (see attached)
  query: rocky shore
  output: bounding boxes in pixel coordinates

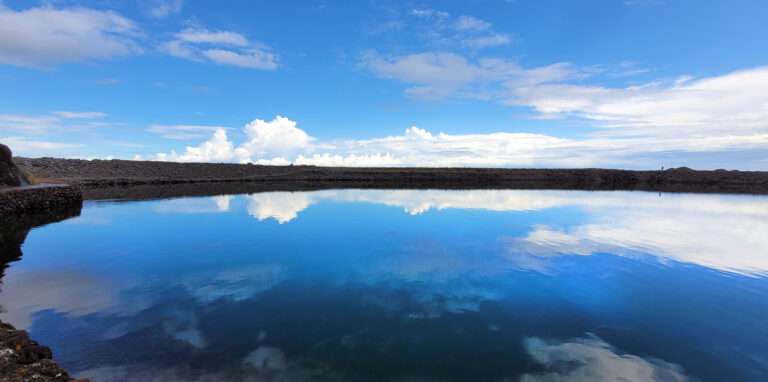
[14,157,768,196]
[0,322,86,382]
[0,145,83,215]
[0,185,83,215]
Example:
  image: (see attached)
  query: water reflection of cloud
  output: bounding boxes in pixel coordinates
[358,242,511,318]
[246,192,312,223]
[512,195,768,276]
[520,335,689,382]
[77,345,318,382]
[153,195,232,214]
[0,270,118,329]
[235,189,768,275]
[182,265,284,303]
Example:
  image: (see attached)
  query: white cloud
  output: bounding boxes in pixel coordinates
[0,136,84,154]
[53,111,107,119]
[0,111,108,133]
[162,28,277,70]
[153,128,235,162]
[0,4,141,69]
[149,116,312,163]
[148,0,183,19]
[520,335,689,382]
[238,116,312,159]
[463,33,513,49]
[175,29,249,46]
[406,9,511,51]
[411,9,450,20]
[454,15,492,31]
[361,52,576,100]
[147,124,229,140]
[507,66,768,138]
[202,48,278,70]
[145,108,768,169]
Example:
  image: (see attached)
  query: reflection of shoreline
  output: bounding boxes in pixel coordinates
[154,189,768,276]
[0,205,83,382]
[2,190,764,381]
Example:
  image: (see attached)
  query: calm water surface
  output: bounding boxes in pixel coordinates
[1,189,767,381]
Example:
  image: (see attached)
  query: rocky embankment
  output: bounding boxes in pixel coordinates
[0,322,87,382]
[1,145,82,214]
[14,157,768,196]
[0,185,83,215]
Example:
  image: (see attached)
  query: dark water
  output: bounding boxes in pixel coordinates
[1,189,767,381]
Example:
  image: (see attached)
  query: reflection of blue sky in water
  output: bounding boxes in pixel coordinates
[1,190,767,380]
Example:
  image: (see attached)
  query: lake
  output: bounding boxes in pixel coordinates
[1,189,767,381]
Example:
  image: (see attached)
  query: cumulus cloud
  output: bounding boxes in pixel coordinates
[162,27,277,70]
[236,116,312,159]
[0,4,141,69]
[520,335,689,382]
[148,116,312,164]
[153,128,235,162]
[145,105,768,169]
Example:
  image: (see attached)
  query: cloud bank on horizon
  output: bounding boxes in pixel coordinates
[1,1,767,169]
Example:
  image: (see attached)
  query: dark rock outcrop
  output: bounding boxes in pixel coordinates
[0,185,83,215]
[0,321,88,382]
[0,144,27,187]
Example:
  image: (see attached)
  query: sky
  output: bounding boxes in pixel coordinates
[1,0,767,169]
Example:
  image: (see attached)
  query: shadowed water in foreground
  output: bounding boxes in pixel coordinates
[1,189,767,381]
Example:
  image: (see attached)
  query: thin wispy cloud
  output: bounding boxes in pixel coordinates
[0,111,108,133]
[147,124,230,140]
[407,9,514,50]
[147,0,184,19]
[162,27,278,70]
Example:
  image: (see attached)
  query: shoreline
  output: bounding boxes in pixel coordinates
[15,157,768,197]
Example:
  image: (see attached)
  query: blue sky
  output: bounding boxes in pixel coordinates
[1,0,767,169]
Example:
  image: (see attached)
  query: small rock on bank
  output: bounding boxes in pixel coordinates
[0,144,27,187]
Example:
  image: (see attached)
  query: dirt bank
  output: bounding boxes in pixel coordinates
[14,157,768,195]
